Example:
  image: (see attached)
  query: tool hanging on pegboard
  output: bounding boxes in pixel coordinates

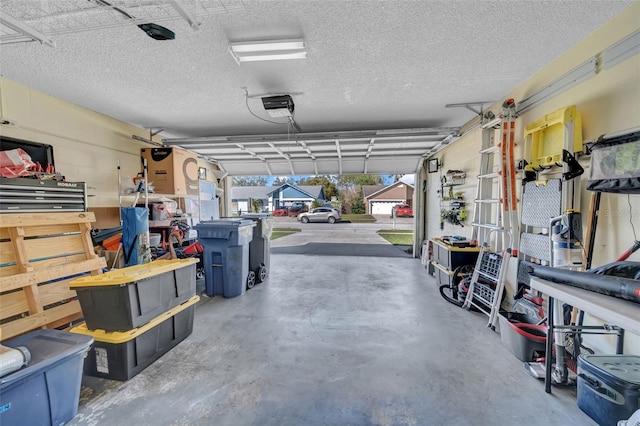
[439,170,467,229]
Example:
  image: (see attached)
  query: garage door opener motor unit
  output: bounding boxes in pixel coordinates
[262,95,294,118]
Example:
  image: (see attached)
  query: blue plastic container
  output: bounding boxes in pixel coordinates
[577,354,640,426]
[195,219,255,298]
[0,329,93,426]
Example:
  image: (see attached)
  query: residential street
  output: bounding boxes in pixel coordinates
[269,215,415,257]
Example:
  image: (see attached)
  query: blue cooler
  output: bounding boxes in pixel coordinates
[577,354,640,426]
[195,219,255,298]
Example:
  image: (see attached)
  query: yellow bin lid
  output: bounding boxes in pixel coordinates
[69,258,198,288]
[70,295,199,343]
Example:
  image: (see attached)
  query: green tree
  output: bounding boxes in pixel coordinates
[272,176,293,186]
[296,175,338,200]
[350,195,366,214]
[336,174,382,213]
[251,198,261,213]
[336,174,383,191]
[232,176,268,186]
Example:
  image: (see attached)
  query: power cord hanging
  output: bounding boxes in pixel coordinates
[627,194,638,242]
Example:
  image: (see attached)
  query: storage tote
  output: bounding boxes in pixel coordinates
[0,330,93,426]
[70,258,197,331]
[70,295,199,381]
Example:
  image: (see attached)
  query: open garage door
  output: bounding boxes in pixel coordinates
[371,201,400,215]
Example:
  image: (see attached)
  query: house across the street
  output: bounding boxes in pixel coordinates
[363,181,414,215]
[231,183,325,213]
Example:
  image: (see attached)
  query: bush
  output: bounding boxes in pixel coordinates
[350,197,365,214]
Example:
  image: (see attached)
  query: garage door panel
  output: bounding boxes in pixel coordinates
[371,201,400,215]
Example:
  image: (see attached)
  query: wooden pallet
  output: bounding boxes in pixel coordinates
[0,212,106,341]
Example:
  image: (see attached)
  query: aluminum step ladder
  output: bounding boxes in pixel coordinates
[517,105,585,386]
[463,99,519,329]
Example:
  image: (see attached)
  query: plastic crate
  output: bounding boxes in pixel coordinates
[0,330,93,426]
[70,258,198,331]
[473,282,495,305]
[478,251,503,280]
[70,295,198,381]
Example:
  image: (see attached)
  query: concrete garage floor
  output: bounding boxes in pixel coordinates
[70,218,594,426]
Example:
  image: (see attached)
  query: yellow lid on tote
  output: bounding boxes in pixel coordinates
[69,258,198,288]
[70,295,199,343]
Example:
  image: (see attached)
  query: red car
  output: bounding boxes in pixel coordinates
[393,204,413,218]
[272,208,288,217]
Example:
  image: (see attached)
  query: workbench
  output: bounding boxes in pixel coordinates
[529,277,640,393]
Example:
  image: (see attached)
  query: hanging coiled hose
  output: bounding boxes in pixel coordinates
[439,264,474,307]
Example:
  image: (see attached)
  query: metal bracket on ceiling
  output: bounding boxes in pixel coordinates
[0,10,55,47]
[445,101,495,116]
[167,0,201,30]
[132,134,163,147]
[132,128,165,146]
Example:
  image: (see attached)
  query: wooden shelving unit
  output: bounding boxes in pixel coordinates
[0,212,106,341]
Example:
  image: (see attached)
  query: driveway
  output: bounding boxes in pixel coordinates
[269,215,415,258]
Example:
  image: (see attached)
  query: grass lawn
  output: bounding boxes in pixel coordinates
[271,228,301,240]
[341,214,376,223]
[377,229,414,245]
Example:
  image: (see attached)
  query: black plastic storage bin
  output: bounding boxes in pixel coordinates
[577,354,640,426]
[498,311,547,362]
[431,238,480,271]
[70,295,199,381]
[70,258,198,331]
[0,330,93,426]
[241,213,273,286]
[195,219,255,298]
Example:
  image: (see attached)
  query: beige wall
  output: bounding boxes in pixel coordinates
[0,78,223,209]
[425,3,639,353]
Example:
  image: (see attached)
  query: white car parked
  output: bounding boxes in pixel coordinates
[297,207,342,224]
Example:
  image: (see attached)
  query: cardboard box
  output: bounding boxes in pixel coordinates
[88,207,121,229]
[98,249,124,269]
[141,147,199,196]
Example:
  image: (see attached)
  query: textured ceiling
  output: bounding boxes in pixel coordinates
[0,0,634,175]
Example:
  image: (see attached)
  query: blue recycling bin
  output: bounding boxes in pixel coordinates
[195,219,255,298]
[241,213,273,286]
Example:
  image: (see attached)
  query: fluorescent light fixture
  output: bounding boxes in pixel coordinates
[228,39,307,64]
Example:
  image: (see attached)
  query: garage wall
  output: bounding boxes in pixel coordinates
[0,78,223,209]
[424,4,639,354]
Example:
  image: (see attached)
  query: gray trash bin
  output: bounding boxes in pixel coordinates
[195,219,255,298]
[241,213,273,288]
